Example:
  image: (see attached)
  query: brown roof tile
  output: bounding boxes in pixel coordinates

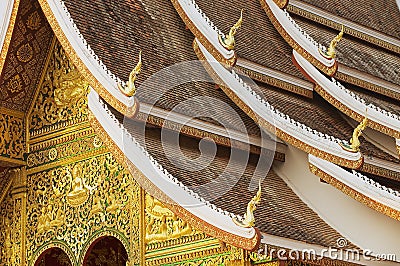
[292,15,400,86]
[297,0,400,39]
[124,121,354,248]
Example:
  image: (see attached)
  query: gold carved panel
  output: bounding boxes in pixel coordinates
[0,112,24,160]
[29,42,89,135]
[26,152,140,265]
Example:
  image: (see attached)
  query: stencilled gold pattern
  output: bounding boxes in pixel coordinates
[26,152,141,265]
[0,0,53,111]
[0,112,24,160]
[29,42,88,133]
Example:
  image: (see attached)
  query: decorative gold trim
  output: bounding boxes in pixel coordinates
[37,0,139,117]
[193,39,363,169]
[234,65,313,98]
[87,110,261,251]
[0,156,26,167]
[29,121,90,145]
[135,111,285,159]
[169,0,237,67]
[309,162,400,222]
[0,0,20,76]
[146,242,228,266]
[397,144,400,159]
[26,146,108,175]
[286,4,400,55]
[30,241,76,266]
[361,163,400,182]
[0,107,24,118]
[335,70,400,101]
[273,0,289,9]
[313,84,400,139]
[260,0,337,76]
[0,177,12,205]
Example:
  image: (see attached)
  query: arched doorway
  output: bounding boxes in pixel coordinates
[34,247,72,266]
[83,236,128,266]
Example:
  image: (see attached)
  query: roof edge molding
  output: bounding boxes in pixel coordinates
[293,50,400,140]
[38,0,139,117]
[260,0,337,76]
[336,65,400,101]
[272,0,289,9]
[193,38,363,169]
[170,0,237,67]
[0,0,20,76]
[87,89,261,251]
[235,58,314,99]
[287,0,400,55]
[309,154,400,222]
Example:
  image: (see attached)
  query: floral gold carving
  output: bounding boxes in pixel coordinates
[145,194,196,243]
[53,65,89,107]
[16,43,33,62]
[26,11,41,30]
[29,42,88,133]
[26,153,141,265]
[0,112,24,160]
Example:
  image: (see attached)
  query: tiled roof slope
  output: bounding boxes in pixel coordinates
[123,119,356,248]
[297,0,400,39]
[256,83,400,165]
[345,82,400,118]
[194,0,304,79]
[292,15,400,86]
[61,0,400,168]
[62,0,261,137]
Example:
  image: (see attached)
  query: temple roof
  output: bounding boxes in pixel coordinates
[296,0,400,39]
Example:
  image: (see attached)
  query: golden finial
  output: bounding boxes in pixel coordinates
[319,25,344,59]
[218,9,243,51]
[118,50,142,97]
[233,179,262,228]
[340,112,368,153]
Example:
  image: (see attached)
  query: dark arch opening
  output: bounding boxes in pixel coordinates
[83,236,128,266]
[34,247,72,266]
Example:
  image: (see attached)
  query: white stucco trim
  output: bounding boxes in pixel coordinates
[196,38,362,166]
[172,0,235,60]
[274,146,400,262]
[0,0,14,53]
[46,0,131,106]
[87,88,257,240]
[309,154,400,211]
[261,233,399,265]
[261,0,335,67]
[294,50,400,138]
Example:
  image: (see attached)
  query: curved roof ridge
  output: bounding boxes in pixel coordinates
[169,0,237,66]
[260,0,337,76]
[193,38,363,169]
[293,50,400,142]
[37,0,138,116]
[0,0,20,76]
[87,88,261,251]
[309,154,400,221]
